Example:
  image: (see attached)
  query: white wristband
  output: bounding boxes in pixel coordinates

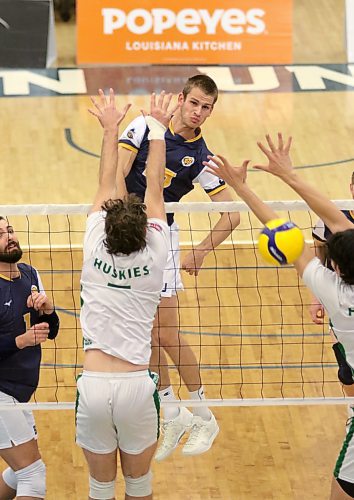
[145,115,167,141]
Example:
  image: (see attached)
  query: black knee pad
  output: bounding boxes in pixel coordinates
[332,344,354,385]
[337,477,354,498]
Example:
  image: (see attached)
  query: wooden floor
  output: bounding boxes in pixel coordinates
[1,0,354,498]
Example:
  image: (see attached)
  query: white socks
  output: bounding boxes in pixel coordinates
[189,386,212,421]
[159,386,180,420]
[159,385,212,421]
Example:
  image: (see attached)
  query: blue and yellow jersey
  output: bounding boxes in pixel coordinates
[312,210,354,268]
[119,115,226,225]
[0,263,57,402]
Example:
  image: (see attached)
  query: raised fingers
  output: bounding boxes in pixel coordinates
[278,132,284,150]
[266,134,276,153]
[284,135,292,153]
[109,87,115,106]
[162,92,173,111]
[257,140,272,159]
[98,88,106,107]
[157,90,166,108]
[150,92,156,111]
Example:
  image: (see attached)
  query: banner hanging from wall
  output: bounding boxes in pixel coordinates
[77,0,293,65]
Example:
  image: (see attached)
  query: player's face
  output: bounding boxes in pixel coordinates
[178,87,215,129]
[350,183,354,199]
[0,219,23,263]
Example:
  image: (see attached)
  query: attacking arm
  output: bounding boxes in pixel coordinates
[88,88,131,214]
[181,186,240,276]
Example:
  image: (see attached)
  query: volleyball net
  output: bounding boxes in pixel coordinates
[1,200,354,410]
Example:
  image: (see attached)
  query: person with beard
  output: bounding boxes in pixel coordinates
[118,75,238,460]
[0,216,59,500]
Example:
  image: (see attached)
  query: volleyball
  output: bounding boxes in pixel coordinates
[258,218,304,266]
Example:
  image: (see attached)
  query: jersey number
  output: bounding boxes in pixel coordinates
[143,167,177,189]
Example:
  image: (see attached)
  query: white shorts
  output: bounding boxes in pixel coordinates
[161,222,183,298]
[0,391,37,449]
[76,370,160,455]
[334,417,354,483]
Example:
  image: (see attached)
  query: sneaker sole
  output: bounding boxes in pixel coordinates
[182,426,220,456]
[154,429,188,462]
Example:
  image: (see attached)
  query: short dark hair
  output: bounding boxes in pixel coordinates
[182,75,218,104]
[326,229,354,285]
[102,194,147,255]
[351,171,354,185]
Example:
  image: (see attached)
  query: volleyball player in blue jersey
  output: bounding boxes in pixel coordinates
[118,75,240,460]
[0,217,59,499]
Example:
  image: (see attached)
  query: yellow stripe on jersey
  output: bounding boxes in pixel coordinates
[119,143,138,154]
[0,273,12,281]
[168,120,175,135]
[186,131,202,143]
[164,168,177,188]
[208,184,227,197]
[168,121,202,143]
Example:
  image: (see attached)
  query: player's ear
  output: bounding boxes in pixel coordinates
[331,260,340,275]
[177,92,185,106]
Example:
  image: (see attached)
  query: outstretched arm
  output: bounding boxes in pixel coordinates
[143,91,179,221]
[181,187,240,276]
[88,88,131,214]
[205,154,314,277]
[254,133,353,234]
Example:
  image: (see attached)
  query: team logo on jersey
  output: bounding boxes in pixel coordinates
[149,222,163,232]
[31,285,38,292]
[127,129,135,139]
[181,156,195,167]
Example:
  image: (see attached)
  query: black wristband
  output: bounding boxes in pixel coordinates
[42,310,60,339]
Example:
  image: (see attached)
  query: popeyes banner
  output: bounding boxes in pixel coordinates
[77,0,293,65]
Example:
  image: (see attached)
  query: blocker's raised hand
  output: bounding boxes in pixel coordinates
[254,133,294,180]
[143,91,179,129]
[203,154,250,191]
[89,88,131,129]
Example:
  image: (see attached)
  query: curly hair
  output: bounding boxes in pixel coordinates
[326,229,354,285]
[182,75,218,104]
[102,194,147,255]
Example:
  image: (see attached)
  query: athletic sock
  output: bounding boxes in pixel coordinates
[159,386,180,420]
[189,386,212,420]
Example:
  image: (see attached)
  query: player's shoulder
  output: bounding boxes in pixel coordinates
[343,209,354,223]
[17,263,40,290]
[119,115,148,147]
[18,262,37,276]
[147,218,169,233]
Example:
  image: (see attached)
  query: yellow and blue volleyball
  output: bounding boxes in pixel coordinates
[258,218,304,266]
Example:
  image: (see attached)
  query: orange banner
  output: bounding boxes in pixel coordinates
[77,0,292,65]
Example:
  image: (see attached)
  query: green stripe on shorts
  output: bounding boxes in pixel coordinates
[149,370,161,440]
[334,417,354,478]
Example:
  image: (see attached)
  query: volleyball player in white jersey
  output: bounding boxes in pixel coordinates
[204,134,354,500]
[310,174,354,403]
[76,90,177,500]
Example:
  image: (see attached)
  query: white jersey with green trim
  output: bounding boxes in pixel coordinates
[302,257,354,368]
[80,211,169,365]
